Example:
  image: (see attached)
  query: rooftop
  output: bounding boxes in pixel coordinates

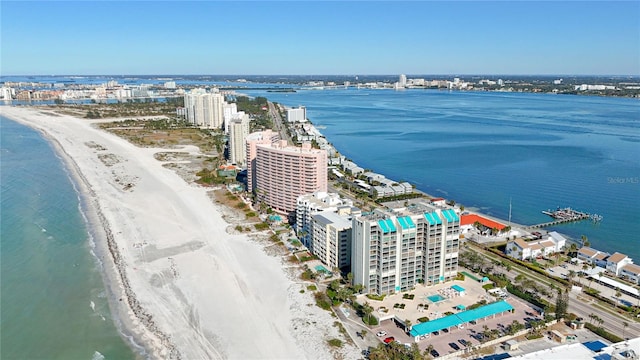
[460,214,506,230]
[607,252,630,264]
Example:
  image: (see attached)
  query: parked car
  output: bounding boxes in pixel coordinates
[442,328,449,333]
[383,337,395,344]
[449,342,460,350]
[459,339,468,346]
[430,349,440,358]
[376,331,387,337]
[432,330,440,336]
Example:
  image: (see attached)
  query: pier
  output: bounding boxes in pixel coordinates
[526,207,600,229]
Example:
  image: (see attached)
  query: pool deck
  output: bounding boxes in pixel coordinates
[357,270,492,325]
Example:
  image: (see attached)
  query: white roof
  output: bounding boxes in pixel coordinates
[589,273,640,296]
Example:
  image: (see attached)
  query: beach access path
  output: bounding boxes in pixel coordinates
[1,106,360,360]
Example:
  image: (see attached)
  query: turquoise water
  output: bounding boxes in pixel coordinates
[0,117,135,359]
[245,88,640,261]
[428,294,445,303]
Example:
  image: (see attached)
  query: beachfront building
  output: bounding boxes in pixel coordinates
[295,192,353,245]
[351,200,460,295]
[228,112,250,167]
[605,252,633,276]
[577,247,610,267]
[223,102,238,134]
[620,263,640,284]
[506,233,564,261]
[286,106,307,122]
[310,208,360,272]
[184,89,225,129]
[246,130,280,193]
[247,135,327,215]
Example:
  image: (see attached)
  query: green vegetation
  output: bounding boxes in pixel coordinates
[467,300,487,310]
[366,293,386,301]
[314,292,332,311]
[585,322,624,343]
[327,338,343,347]
[482,283,495,290]
[307,285,317,291]
[253,223,270,231]
[417,317,429,323]
[367,342,425,360]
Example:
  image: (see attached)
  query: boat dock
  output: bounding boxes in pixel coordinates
[527,207,600,229]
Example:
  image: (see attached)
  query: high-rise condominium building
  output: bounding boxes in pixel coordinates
[399,74,407,88]
[184,89,225,129]
[228,112,250,167]
[311,210,355,272]
[351,201,460,295]
[246,130,280,193]
[286,106,307,123]
[296,191,353,246]
[250,138,327,215]
[223,102,238,134]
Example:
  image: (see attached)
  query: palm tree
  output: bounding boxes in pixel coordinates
[622,321,629,339]
[567,270,576,284]
[404,319,412,332]
[362,302,373,325]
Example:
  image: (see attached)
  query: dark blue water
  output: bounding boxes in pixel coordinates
[245,88,640,260]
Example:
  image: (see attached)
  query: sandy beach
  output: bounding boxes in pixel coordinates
[1,106,360,360]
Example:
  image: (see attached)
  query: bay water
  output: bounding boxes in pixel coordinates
[245,88,640,261]
[0,116,135,359]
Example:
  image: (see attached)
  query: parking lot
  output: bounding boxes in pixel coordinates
[365,276,541,357]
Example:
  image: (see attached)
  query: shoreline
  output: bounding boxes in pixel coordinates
[2,109,168,358]
[1,106,361,360]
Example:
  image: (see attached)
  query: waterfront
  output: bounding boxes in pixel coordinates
[0,116,135,359]
[244,88,640,261]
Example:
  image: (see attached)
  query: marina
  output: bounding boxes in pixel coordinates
[528,207,602,229]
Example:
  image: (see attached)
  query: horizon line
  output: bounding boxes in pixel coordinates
[2,73,639,78]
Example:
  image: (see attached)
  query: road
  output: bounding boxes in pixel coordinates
[466,244,640,339]
[267,101,291,145]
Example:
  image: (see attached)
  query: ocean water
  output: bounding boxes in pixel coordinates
[244,88,640,260]
[0,116,135,359]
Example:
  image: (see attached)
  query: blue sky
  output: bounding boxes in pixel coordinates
[1,1,638,75]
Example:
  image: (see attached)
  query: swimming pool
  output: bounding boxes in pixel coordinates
[428,294,445,303]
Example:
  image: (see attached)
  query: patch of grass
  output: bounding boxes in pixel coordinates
[418,317,429,323]
[366,293,386,301]
[327,338,342,347]
[483,283,495,290]
[314,292,332,311]
[234,225,243,232]
[307,285,317,291]
[254,223,270,231]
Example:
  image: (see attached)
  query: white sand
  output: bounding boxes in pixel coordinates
[1,106,360,360]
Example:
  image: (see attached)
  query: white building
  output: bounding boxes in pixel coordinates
[228,112,250,167]
[352,201,460,295]
[164,81,176,89]
[577,247,610,267]
[184,89,225,129]
[399,74,407,88]
[223,102,238,134]
[605,252,633,276]
[310,209,357,271]
[620,263,640,284]
[506,232,565,261]
[0,87,14,100]
[286,106,307,123]
[295,191,353,246]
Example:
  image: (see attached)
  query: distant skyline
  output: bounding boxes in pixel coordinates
[1,1,639,76]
